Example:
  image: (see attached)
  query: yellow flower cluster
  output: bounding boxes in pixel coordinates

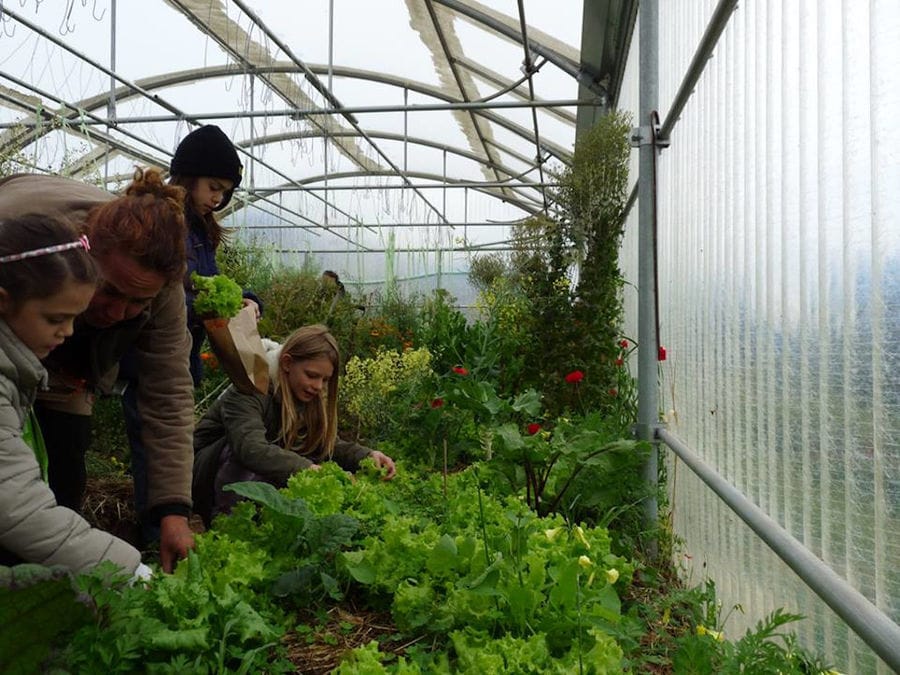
[342,347,433,431]
[552,276,571,292]
[475,278,530,336]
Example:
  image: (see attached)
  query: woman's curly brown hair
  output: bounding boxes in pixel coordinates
[85,168,187,282]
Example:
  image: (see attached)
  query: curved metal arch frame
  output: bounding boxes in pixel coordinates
[1,62,573,162]
[240,129,545,208]
[1,65,571,217]
[233,168,547,217]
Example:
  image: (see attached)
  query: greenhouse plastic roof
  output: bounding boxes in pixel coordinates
[0,0,635,264]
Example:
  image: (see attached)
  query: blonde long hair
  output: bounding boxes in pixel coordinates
[274,324,340,458]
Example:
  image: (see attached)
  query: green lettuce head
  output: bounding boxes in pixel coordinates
[191,272,243,319]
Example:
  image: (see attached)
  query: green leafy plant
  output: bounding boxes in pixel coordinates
[223,482,359,603]
[491,412,649,522]
[0,564,93,673]
[216,236,277,298]
[340,346,436,444]
[333,466,634,660]
[191,271,243,319]
[673,606,833,674]
[465,112,637,423]
[55,556,288,673]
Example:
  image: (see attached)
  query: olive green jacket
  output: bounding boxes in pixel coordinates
[193,385,371,521]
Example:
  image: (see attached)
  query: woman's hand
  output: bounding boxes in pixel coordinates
[159,515,195,573]
[368,450,397,480]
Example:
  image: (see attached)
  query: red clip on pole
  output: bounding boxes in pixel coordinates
[658,346,667,361]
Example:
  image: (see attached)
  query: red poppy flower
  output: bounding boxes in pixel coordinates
[527,423,541,435]
[452,366,469,376]
[615,358,624,367]
[431,398,444,408]
[564,370,584,384]
[619,339,629,349]
[608,388,618,397]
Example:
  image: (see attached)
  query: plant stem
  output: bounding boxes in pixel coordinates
[442,436,448,498]
[547,445,616,514]
[473,466,491,566]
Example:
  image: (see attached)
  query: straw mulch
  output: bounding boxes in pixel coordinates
[82,475,142,546]
[283,602,423,674]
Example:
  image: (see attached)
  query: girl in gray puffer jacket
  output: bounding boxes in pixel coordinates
[0,214,146,577]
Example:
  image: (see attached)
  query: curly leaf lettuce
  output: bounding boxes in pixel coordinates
[191,271,243,319]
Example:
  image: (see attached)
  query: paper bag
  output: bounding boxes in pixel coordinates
[203,305,269,394]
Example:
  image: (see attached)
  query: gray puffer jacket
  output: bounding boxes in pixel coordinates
[0,319,140,574]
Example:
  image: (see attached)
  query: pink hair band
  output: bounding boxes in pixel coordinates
[0,234,91,264]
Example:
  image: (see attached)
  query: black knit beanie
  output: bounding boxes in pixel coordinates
[170,125,243,210]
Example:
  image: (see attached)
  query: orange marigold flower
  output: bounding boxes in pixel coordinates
[564,370,584,384]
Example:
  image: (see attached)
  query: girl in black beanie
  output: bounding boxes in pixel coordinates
[166,124,261,381]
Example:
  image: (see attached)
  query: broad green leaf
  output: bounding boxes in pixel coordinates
[506,585,540,628]
[426,534,459,575]
[510,389,542,416]
[309,513,359,555]
[272,565,318,598]
[462,559,503,596]
[549,562,578,608]
[0,564,93,674]
[320,572,343,601]
[590,582,622,623]
[148,627,209,650]
[580,440,641,466]
[342,551,376,585]
[494,423,525,451]
[224,481,311,519]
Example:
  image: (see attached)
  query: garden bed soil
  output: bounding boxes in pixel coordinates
[283,603,420,674]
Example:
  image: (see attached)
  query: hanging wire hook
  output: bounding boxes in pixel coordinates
[90,0,106,22]
[59,0,76,35]
[0,11,17,39]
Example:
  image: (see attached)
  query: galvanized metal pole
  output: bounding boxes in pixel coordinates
[637,0,660,558]
[105,0,116,185]
[658,429,900,673]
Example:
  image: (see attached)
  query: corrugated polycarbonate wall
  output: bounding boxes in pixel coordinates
[619,2,900,672]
